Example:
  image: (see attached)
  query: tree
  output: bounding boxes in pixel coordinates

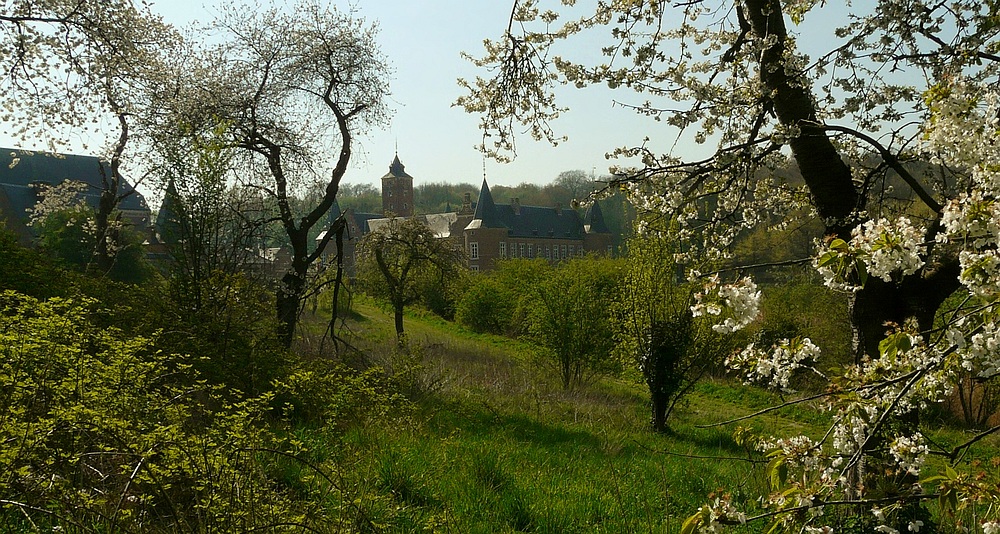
[1,0,177,274]
[462,1,1000,531]
[616,228,740,432]
[28,180,151,283]
[164,1,390,347]
[356,217,464,343]
[552,169,596,201]
[528,257,622,389]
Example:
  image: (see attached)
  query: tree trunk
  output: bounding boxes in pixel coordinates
[277,270,305,349]
[393,298,405,344]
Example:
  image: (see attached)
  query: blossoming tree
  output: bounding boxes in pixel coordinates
[161,1,391,347]
[1,0,176,274]
[462,0,1000,531]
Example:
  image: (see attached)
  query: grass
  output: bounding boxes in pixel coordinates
[291,297,1000,533]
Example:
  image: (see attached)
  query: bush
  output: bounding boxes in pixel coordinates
[0,290,315,532]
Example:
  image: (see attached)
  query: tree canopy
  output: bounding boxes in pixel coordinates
[462,1,1000,531]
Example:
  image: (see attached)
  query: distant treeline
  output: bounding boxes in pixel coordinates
[338,170,636,249]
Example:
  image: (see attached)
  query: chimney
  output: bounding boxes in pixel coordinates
[512,197,521,215]
[461,192,472,214]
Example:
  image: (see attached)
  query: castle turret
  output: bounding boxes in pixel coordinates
[381,154,414,217]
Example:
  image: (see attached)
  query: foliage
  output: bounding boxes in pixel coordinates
[454,257,552,336]
[528,257,624,389]
[28,181,153,283]
[463,0,1000,530]
[0,290,314,532]
[616,230,743,431]
[0,230,77,298]
[153,0,391,347]
[1,0,178,273]
[356,217,465,342]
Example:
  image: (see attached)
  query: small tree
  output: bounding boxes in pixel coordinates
[528,257,622,389]
[2,0,177,274]
[616,229,741,431]
[357,217,464,343]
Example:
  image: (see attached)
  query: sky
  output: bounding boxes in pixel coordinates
[2,1,856,195]
[142,0,657,191]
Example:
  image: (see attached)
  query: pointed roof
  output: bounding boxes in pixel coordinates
[155,176,185,244]
[584,201,610,234]
[467,178,504,229]
[382,153,413,180]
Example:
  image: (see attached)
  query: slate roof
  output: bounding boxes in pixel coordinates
[381,154,413,180]
[465,179,602,240]
[466,179,501,230]
[1,149,151,241]
[1,149,148,213]
[584,201,610,234]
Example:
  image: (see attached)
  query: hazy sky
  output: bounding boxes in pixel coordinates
[3,1,856,192]
[151,0,659,189]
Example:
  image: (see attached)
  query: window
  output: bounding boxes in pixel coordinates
[470,265,479,272]
[527,244,534,258]
[519,243,525,257]
[545,246,551,260]
[561,245,567,259]
[568,245,574,257]
[469,242,479,260]
[499,242,507,258]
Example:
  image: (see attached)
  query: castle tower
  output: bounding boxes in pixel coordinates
[381,153,414,217]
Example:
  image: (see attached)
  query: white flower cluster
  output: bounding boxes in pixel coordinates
[691,275,761,333]
[813,217,926,290]
[760,435,822,469]
[691,494,746,533]
[966,321,1000,378]
[889,434,929,475]
[727,337,821,392]
[983,521,1000,534]
[852,217,926,282]
[958,250,1000,297]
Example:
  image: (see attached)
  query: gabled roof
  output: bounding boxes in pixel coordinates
[1,149,148,213]
[584,201,611,234]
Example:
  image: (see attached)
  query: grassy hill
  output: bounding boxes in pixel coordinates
[292,298,855,533]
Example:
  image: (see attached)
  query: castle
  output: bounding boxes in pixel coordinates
[324,155,613,273]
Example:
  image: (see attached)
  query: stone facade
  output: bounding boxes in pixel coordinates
[322,155,614,274]
[381,154,414,217]
[463,180,612,272]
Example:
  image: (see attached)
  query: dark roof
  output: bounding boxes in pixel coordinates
[496,204,584,240]
[155,176,185,245]
[470,179,503,228]
[381,154,413,180]
[352,212,383,234]
[467,179,585,240]
[1,149,149,214]
[584,201,611,234]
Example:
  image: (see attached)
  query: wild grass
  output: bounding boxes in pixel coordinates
[293,297,1000,533]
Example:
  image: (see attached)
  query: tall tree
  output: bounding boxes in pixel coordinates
[167,1,390,347]
[1,0,177,275]
[462,1,1000,530]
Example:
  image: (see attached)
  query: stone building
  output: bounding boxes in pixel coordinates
[355,155,613,272]
[381,154,414,217]
[463,179,612,271]
[0,149,150,245]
